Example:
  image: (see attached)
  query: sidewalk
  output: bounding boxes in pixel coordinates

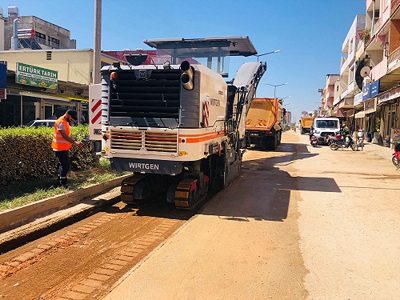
[362,141,394,162]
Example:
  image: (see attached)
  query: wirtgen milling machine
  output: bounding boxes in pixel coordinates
[90,36,266,209]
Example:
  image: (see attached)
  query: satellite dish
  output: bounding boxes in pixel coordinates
[355,60,365,89]
[360,66,371,78]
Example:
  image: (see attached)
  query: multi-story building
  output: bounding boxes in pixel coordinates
[371,0,400,144]
[0,6,121,127]
[351,0,400,144]
[319,74,339,117]
[327,1,400,145]
[333,14,366,122]
[3,6,76,51]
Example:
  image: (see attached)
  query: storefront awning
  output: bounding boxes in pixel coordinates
[19,91,88,102]
[365,109,376,115]
[355,111,365,119]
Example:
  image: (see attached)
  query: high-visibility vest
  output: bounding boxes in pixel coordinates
[52,117,71,151]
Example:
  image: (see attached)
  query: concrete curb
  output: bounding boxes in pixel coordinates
[0,174,131,233]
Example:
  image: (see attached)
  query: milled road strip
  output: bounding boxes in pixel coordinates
[0,175,132,254]
[0,214,118,278]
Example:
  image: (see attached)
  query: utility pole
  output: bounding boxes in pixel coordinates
[93,0,102,84]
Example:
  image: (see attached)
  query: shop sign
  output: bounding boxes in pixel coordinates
[370,80,380,97]
[377,87,400,104]
[391,128,400,143]
[362,80,380,101]
[354,92,363,106]
[362,84,370,100]
[364,98,376,112]
[15,62,58,90]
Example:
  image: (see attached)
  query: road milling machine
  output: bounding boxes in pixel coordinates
[89,36,266,209]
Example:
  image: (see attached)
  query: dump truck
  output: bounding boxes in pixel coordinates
[89,36,266,209]
[245,97,282,150]
[300,116,314,134]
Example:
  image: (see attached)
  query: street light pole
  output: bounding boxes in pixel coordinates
[255,49,281,62]
[264,82,288,98]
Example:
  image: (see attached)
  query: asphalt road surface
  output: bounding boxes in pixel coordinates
[1,131,399,300]
[106,131,400,300]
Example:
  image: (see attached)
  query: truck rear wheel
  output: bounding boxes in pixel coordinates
[265,137,276,150]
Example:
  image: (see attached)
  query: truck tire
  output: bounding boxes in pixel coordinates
[274,133,278,149]
[265,137,276,150]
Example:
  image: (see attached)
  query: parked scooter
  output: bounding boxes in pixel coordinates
[329,134,357,151]
[392,142,400,170]
[310,134,318,147]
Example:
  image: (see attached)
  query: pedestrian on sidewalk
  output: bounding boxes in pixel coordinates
[51,109,83,187]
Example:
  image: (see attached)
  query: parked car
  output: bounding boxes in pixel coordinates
[26,119,56,128]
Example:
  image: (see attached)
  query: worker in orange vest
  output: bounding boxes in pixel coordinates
[52,109,83,187]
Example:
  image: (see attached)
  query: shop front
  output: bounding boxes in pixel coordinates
[377,87,400,147]
[364,97,378,134]
[0,62,88,127]
[0,90,86,127]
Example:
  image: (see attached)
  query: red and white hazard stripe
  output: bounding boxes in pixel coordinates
[90,97,102,125]
[203,100,210,127]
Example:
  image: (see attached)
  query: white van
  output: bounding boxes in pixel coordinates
[311,117,341,143]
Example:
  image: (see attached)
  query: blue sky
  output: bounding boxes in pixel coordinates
[3,1,365,122]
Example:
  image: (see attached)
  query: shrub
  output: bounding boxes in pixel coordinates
[0,125,99,185]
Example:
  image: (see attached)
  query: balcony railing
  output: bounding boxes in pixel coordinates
[388,46,400,66]
[392,0,400,13]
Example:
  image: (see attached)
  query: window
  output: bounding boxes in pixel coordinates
[47,36,60,49]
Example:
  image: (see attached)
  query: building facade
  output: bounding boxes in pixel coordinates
[320,74,339,117]
[333,14,366,122]
[329,1,400,146]
[0,6,122,127]
[0,49,119,127]
[2,6,76,51]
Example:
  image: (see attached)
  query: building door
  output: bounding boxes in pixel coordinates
[45,105,53,119]
[385,104,397,138]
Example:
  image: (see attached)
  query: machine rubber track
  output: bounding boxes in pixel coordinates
[120,174,149,204]
[174,177,209,210]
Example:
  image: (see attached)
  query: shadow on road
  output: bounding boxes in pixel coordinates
[199,142,341,222]
[125,141,341,222]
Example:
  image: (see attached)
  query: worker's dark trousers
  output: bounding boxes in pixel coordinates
[54,150,70,186]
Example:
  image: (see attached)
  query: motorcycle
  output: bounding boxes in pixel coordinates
[325,133,342,146]
[392,141,400,170]
[329,134,357,151]
[310,134,318,147]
